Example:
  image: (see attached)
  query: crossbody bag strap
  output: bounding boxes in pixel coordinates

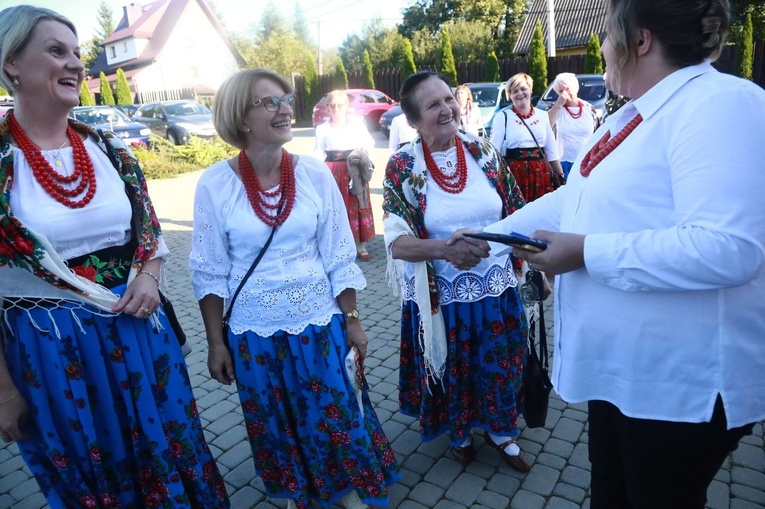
[516,113,548,164]
[222,205,282,330]
[537,293,550,370]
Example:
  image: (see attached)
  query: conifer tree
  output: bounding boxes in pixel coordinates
[584,33,604,74]
[79,80,94,106]
[362,50,375,89]
[439,28,458,87]
[99,72,115,105]
[304,54,319,117]
[485,51,499,82]
[334,58,349,89]
[528,20,548,96]
[738,13,754,80]
[400,38,417,82]
[115,68,133,105]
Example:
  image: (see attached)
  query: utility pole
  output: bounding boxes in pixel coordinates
[317,20,323,75]
[546,0,557,57]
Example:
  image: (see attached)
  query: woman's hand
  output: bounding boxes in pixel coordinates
[208,342,235,385]
[442,229,490,270]
[346,320,369,361]
[0,389,29,443]
[113,273,161,318]
[514,230,585,275]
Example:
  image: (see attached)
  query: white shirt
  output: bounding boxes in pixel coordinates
[313,116,374,159]
[388,114,417,153]
[484,62,765,428]
[489,107,560,161]
[189,155,366,337]
[553,101,597,162]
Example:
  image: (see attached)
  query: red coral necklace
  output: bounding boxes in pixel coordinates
[9,112,97,209]
[238,148,296,227]
[580,114,643,177]
[565,101,583,119]
[422,136,468,194]
[512,106,534,119]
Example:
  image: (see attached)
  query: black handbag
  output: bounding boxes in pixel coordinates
[158,291,188,351]
[522,269,553,428]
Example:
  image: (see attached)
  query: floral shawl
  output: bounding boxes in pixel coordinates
[0,114,164,312]
[382,129,525,382]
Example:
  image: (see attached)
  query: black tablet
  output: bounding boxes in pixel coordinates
[463,231,547,252]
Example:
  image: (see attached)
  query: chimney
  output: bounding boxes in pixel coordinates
[123,3,143,26]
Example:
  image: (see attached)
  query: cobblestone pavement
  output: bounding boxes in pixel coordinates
[1,129,763,509]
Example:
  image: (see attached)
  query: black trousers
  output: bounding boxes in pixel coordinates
[588,398,754,509]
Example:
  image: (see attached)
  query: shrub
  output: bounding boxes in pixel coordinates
[485,51,499,82]
[133,135,237,180]
[529,20,548,96]
[99,72,115,105]
[585,33,604,74]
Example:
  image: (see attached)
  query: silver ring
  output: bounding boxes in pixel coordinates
[140,306,150,314]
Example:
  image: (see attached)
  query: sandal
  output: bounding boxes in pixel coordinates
[488,438,531,472]
[357,250,371,261]
[450,443,476,465]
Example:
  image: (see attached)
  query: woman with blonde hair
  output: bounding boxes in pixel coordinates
[455,85,483,136]
[489,73,564,202]
[191,68,399,509]
[314,90,376,261]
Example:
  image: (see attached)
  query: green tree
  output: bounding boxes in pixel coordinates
[730,1,765,47]
[498,0,530,57]
[238,2,310,76]
[303,54,319,117]
[584,33,604,74]
[99,72,115,105]
[79,81,94,106]
[115,68,132,104]
[439,28,458,86]
[400,38,417,81]
[362,50,375,88]
[82,1,115,69]
[334,58,349,89]
[292,2,312,46]
[485,51,499,81]
[412,28,440,66]
[444,19,495,64]
[738,12,754,80]
[528,20,547,96]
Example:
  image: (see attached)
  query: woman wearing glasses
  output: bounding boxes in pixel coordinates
[313,90,376,261]
[190,68,400,509]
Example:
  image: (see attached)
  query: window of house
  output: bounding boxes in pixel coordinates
[110,46,116,58]
[123,42,128,53]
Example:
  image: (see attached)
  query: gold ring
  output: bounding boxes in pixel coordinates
[140,307,150,313]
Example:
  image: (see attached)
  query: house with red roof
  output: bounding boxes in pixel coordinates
[87,0,246,102]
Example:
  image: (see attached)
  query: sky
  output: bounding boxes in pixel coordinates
[0,0,410,48]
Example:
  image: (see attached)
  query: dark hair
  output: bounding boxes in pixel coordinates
[399,71,450,124]
[607,0,729,84]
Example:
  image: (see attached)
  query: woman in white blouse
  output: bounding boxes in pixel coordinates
[490,73,564,202]
[455,85,483,136]
[472,0,765,506]
[313,90,375,261]
[190,69,400,509]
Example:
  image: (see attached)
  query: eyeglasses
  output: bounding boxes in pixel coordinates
[251,93,295,112]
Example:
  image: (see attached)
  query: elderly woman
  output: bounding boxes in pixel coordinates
[474,0,765,506]
[313,90,375,261]
[545,72,598,180]
[0,6,228,507]
[190,68,400,509]
[455,85,483,136]
[383,71,532,472]
[490,73,564,202]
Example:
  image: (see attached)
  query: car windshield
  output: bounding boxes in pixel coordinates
[468,86,500,107]
[72,107,131,125]
[164,102,210,117]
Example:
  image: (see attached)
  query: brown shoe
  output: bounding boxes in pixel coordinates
[489,438,531,472]
[450,443,476,465]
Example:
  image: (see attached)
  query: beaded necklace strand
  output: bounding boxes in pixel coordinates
[580,114,644,177]
[238,148,296,227]
[422,136,468,194]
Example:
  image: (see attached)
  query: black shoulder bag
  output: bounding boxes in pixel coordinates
[521,269,553,428]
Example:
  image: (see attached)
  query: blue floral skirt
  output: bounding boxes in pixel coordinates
[399,289,529,446]
[229,314,400,508]
[2,284,229,509]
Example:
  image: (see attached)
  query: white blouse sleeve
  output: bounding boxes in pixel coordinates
[489,111,507,152]
[313,122,328,160]
[189,167,232,301]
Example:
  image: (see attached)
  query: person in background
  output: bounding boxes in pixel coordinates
[388,112,417,153]
[471,0,765,507]
[0,6,228,508]
[490,73,564,202]
[545,72,598,180]
[455,85,483,136]
[383,71,532,472]
[314,90,376,261]
[191,68,400,509]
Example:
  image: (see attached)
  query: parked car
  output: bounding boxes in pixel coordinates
[132,100,216,145]
[312,89,396,131]
[70,105,151,147]
[535,74,608,125]
[117,104,140,118]
[463,82,509,137]
[379,104,402,138]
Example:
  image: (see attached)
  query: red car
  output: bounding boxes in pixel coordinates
[312,89,396,130]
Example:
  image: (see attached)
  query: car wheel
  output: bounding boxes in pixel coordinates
[167,132,180,145]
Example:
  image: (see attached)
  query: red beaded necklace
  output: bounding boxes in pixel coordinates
[238,148,296,227]
[580,114,643,177]
[422,136,468,194]
[565,101,583,119]
[9,112,97,209]
[512,105,534,119]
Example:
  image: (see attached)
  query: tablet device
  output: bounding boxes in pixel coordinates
[463,231,547,252]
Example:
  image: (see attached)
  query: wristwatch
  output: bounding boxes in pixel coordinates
[344,309,359,320]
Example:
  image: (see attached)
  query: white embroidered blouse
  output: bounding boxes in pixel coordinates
[489,107,561,161]
[189,155,366,337]
[313,116,374,159]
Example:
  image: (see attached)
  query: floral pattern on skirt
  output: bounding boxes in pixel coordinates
[1,284,229,509]
[326,161,375,243]
[229,314,400,508]
[505,157,555,203]
[399,289,528,446]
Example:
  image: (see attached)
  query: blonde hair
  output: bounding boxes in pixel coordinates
[326,90,349,106]
[552,73,579,97]
[0,5,78,93]
[212,68,292,150]
[505,73,533,99]
[455,85,474,107]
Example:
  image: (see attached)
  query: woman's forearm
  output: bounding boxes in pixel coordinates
[199,294,225,346]
[391,235,447,262]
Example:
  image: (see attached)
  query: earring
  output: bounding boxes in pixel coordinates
[12,78,18,85]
